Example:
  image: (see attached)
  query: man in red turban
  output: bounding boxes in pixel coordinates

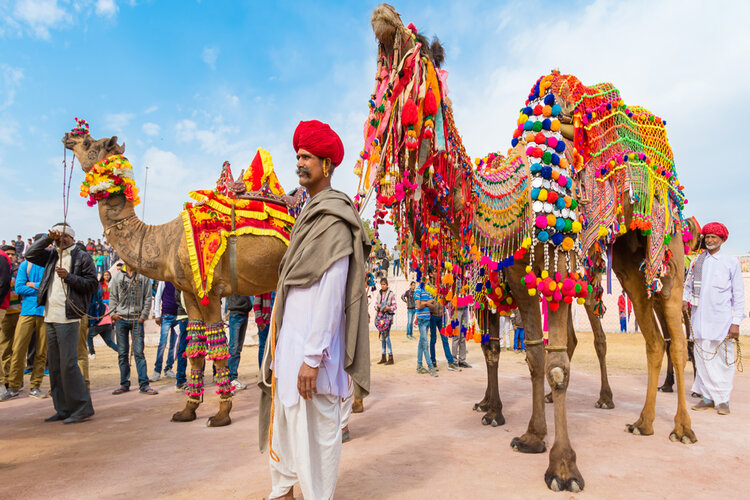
[292,120,345,199]
[260,119,371,499]
[683,221,744,415]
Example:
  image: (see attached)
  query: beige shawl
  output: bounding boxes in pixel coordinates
[258,187,371,452]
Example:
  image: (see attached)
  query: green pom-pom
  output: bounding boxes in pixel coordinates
[574,283,582,294]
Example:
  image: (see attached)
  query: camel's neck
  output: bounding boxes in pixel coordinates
[97,194,182,282]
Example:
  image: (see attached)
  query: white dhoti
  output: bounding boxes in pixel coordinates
[692,338,736,405]
[341,376,353,430]
[269,392,342,500]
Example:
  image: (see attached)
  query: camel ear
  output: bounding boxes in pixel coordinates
[107,136,119,150]
[119,141,126,153]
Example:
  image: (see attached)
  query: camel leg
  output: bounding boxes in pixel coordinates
[206,322,233,427]
[613,251,663,437]
[584,300,614,409]
[654,306,674,392]
[172,320,206,422]
[507,263,547,454]
[658,295,696,444]
[545,309,576,404]
[544,302,584,492]
[479,335,504,427]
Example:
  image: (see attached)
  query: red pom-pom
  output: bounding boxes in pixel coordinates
[423,90,438,116]
[402,99,419,126]
[200,296,210,306]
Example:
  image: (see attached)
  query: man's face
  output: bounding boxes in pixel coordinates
[6,250,16,264]
[704,233,723,250]
[295,148,328,190]
[17,236,21,241]
[60,235,75,248]
[410,282,416,291]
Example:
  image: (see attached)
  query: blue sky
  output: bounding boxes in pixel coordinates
[1,0,749,254]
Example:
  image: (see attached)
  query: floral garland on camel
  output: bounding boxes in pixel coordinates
[80,154,140,207]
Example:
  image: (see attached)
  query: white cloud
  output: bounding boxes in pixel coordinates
[144,105,159,114]
[105,112,134,132]
[201,46,219,69]
[13,0,71,39]
[0,64,24,110]
[95,0,118,17]
[141,122,160,136]
[175,117,240,155]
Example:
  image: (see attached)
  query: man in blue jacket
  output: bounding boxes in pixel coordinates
[1,240,47,401]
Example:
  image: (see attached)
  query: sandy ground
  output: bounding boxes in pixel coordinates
[0,330,747,499]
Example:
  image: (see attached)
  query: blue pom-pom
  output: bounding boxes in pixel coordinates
[508,256,515,267]
[623,154,629,162]
[541,166,553,179]
[530,162,542,174]
[479,268,485,277]
[416,269,422,281]
[552,232,564,245]
[531,187,541,199]
[556,198,566,209]
[524,106,533,116]
[523,121,533,131]
[551,104,562,117]
[511,137,519,147]
[544,94,555,106]
[555,219,565,231]
[537,230,549,242]
[606,103,612,110]
[542,118,551,130]
[555,141,566,153]
[566,178,573,189]
[587,112,592,120]
[551,153,560,165]
[600,168,608,176]
[475,283,482,292]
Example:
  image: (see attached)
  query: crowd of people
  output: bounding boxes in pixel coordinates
[0,231,272,406]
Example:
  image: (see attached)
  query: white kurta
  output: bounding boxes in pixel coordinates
[274,255,350,407]
[683,250,744,341]
[684,249,745,405]
[270,255,349,499]
[45,245,77,324]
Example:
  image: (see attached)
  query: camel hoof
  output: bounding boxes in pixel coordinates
[658,385,674,393]
[569,479,583,493]
[548,477,562,492]
[544,392,553,404]
[510,436,546,454]
[171,410,196,423]
[207,415,232,427]
[631,426,641,435]
[595,399,615,410]
[670,429,697,445]
[473,403,488,412]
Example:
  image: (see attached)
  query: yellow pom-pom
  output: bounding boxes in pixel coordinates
[541,270,549,279]
[525,265,532,273]
[597,226,609,238]
[475,157,481,165]
[528,288,537,296]
[577,297,586,305]
[522,237,532,249]
[549,281,557,292]
[539,189,548,201]
[518,114,529,125]
[571,221,582,233]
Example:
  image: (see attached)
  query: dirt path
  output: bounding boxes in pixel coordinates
[0,331,746,499]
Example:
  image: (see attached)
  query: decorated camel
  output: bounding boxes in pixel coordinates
[358,4,695,492]
[63,120,302,427]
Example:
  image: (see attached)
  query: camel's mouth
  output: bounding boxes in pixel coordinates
[62,133,77,150]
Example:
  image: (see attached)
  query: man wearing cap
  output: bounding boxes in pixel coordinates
[683,222,745,415]
[259,120,371,500]
[25,223,97,423]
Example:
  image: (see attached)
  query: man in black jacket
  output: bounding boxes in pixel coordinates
[25,223,97,424]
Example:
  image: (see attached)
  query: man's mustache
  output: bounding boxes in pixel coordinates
[296,167,311,177]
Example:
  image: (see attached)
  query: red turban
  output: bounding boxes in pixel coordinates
[701,222,728,240]
[293,120,344,167]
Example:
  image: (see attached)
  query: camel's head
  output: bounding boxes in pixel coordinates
[371,4,403,57]
[62,124,125,173]
[684,216,702,254]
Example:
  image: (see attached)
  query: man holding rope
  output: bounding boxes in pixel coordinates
[683,222,745,415]
[25,223,97,423]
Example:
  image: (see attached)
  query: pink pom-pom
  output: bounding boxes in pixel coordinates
[535,215,548,229]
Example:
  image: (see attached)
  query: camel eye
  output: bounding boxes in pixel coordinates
[83,136,92,147]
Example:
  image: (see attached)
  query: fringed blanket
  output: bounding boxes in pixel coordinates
[181,148,295,301]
